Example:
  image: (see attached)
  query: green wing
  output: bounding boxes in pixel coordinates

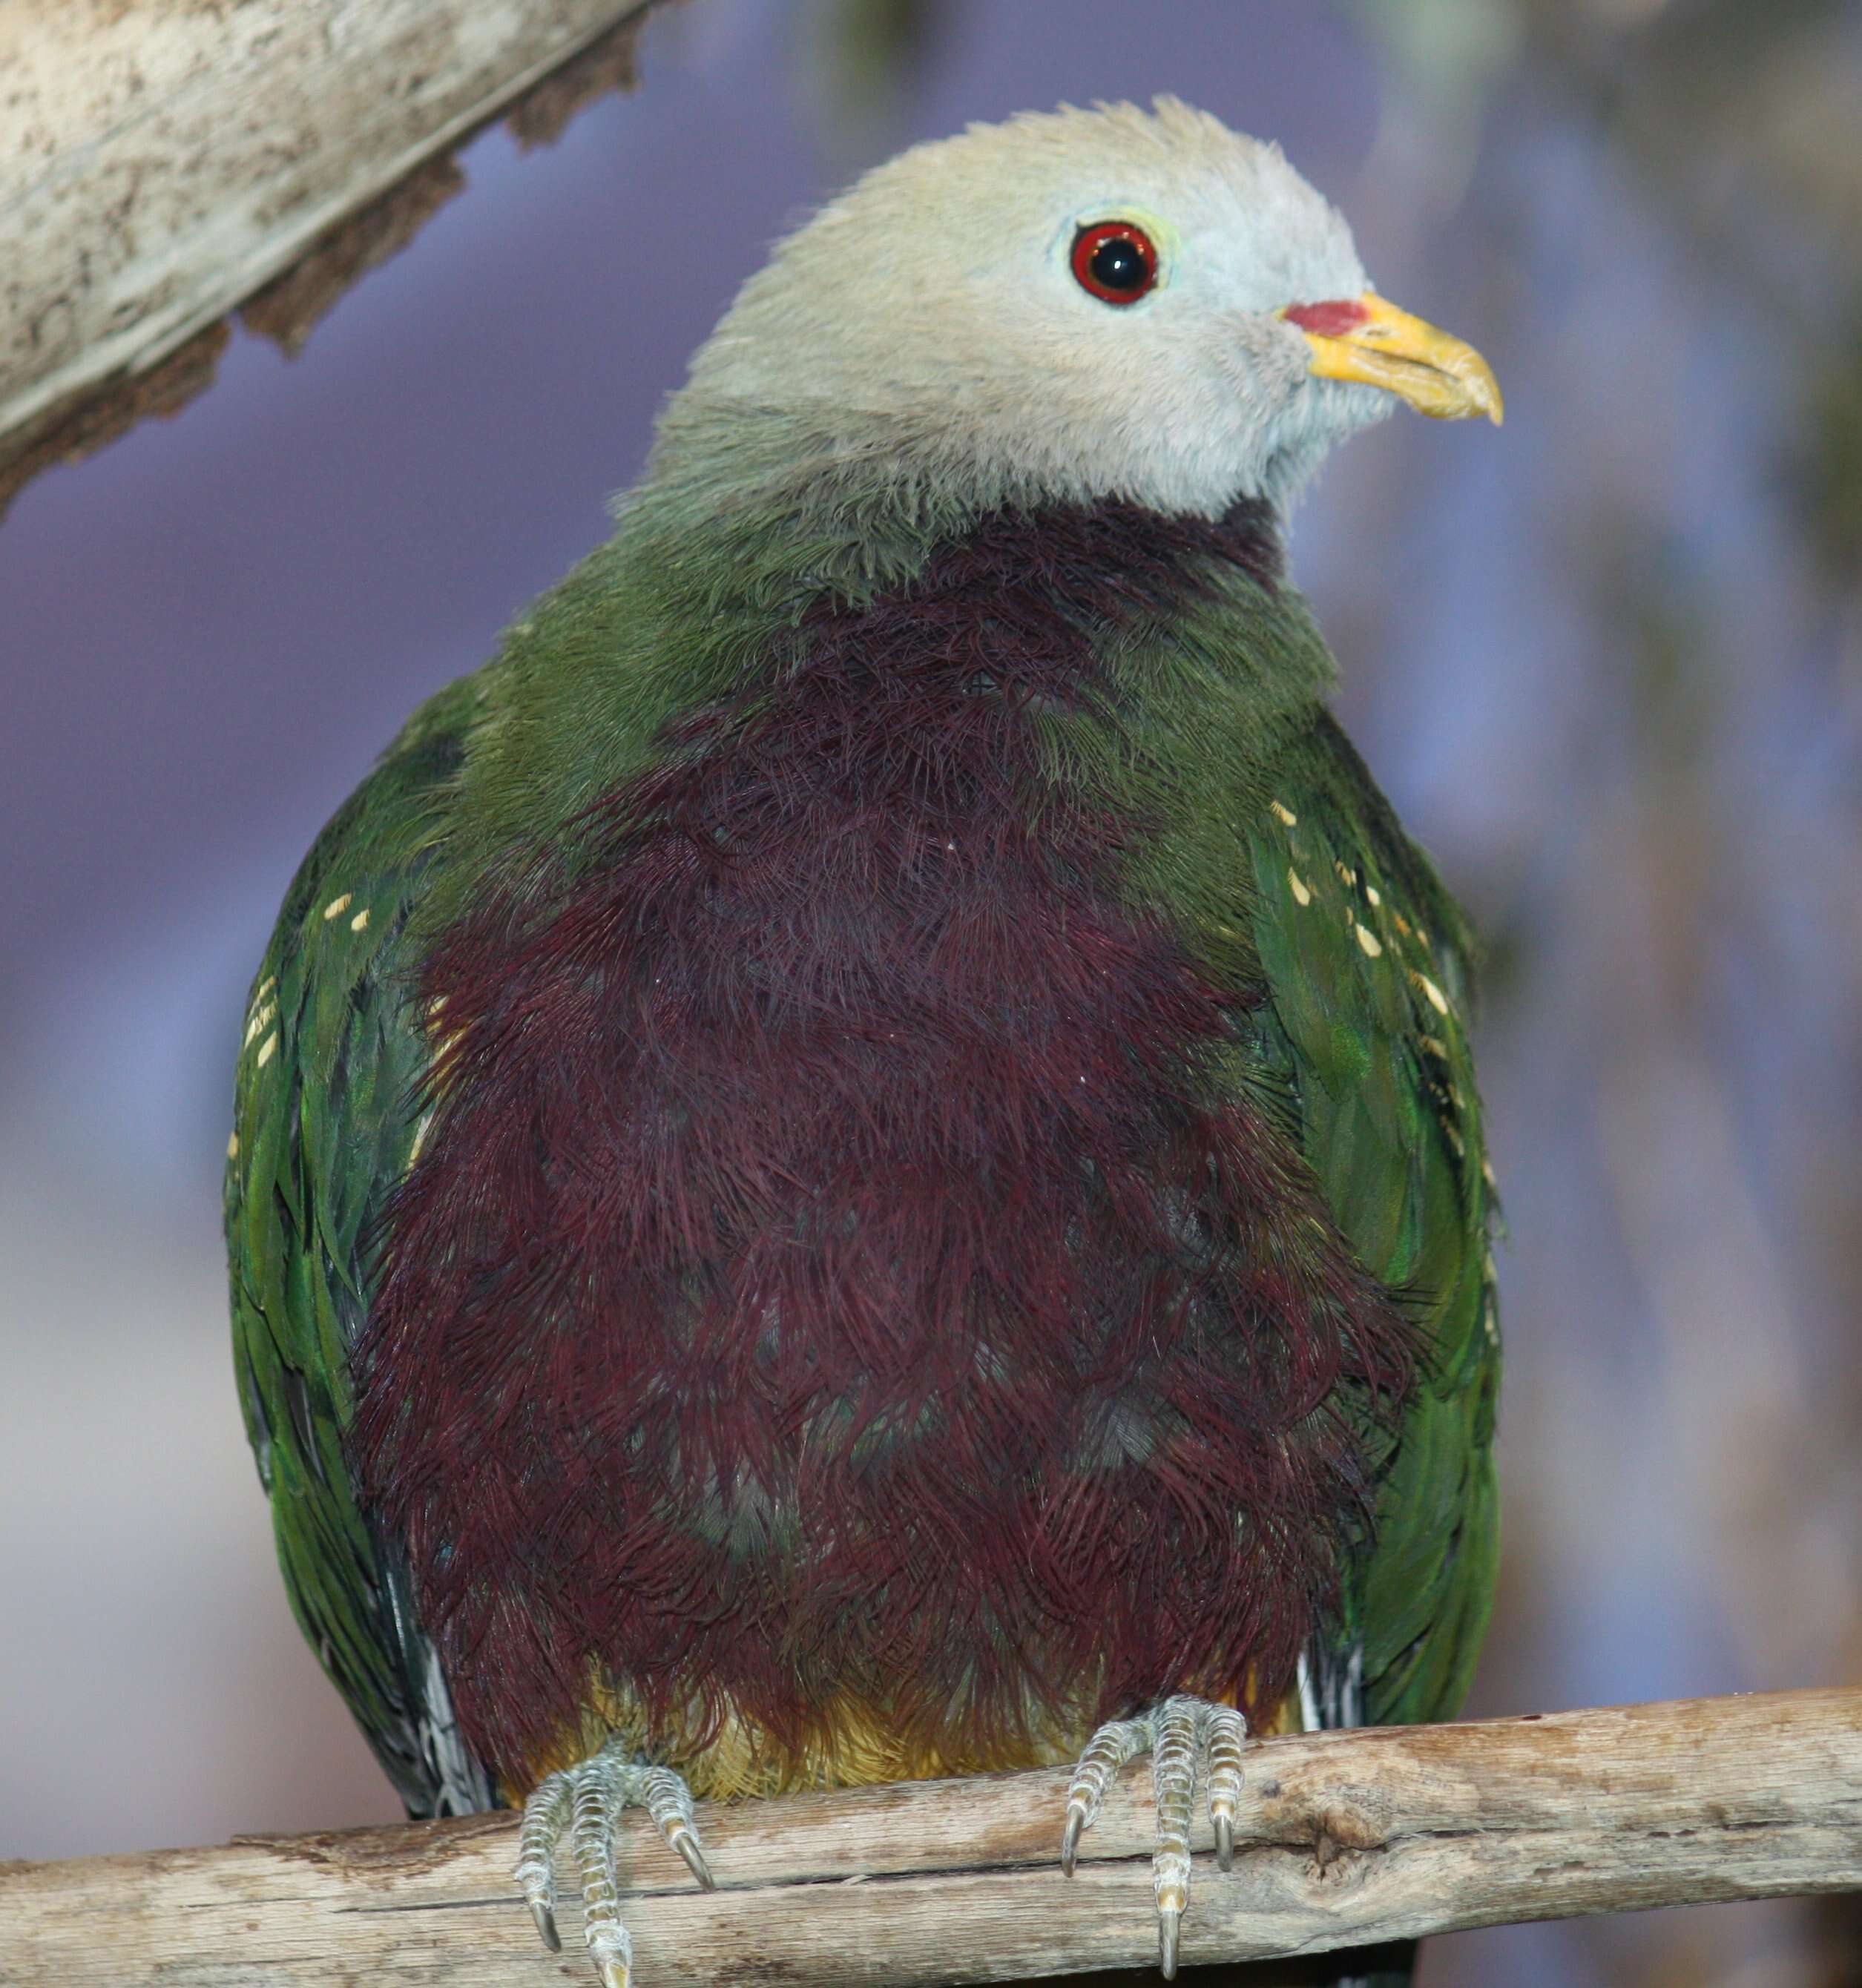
[1246,712,1501,1729]
[226,677,497,1815]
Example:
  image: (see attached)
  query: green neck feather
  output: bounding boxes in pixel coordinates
[411,430,1337,948]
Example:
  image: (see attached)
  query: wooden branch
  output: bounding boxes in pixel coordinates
[0,0,671,510]
[6,1688,1860,1984]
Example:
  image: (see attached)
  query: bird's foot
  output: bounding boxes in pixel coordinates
[513,1740,714,1988]
[1060,1694,1248,1980]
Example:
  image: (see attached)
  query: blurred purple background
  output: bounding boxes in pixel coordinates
[5,2,1861,1981]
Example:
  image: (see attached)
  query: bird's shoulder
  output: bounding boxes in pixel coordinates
[1239,708,1486,1294]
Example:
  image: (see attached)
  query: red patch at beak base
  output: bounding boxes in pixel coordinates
[1282,298,1372,338]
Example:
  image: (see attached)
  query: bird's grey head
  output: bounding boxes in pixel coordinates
[658,97,1499,521]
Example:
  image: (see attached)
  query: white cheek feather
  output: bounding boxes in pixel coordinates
[659,96,1379,519]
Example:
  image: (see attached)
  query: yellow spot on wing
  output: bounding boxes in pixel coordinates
[1354,922,1383,958]
[350,908,369,932]
[256,1031,278,1067]
[226,1131,240,1160]
[322,893,352,921]
[1412,972,1450,1016]
[242,1001,276,1047]
[1269,799,1297,826]
[254,976,275,1001]
[1366,885,1381,906]
[1288,868,1312,907]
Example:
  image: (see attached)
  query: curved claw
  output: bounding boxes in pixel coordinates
[1059,1803,1085,1878]
[528,1898,562,1951]
[516,1745,712,1985]
[1063,1697,1249,1974]
[671,1828,715,1891]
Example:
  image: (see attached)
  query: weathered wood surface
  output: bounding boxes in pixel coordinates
[4,1688,1859,1985]
[0,0,666,507]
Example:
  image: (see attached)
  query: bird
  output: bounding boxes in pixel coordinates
[226,97,1502,1988]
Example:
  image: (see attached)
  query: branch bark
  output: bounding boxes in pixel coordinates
[0,0,670,512]
[5,1688,1859,1985]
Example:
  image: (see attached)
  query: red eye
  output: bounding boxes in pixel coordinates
[1070,221,1159,305]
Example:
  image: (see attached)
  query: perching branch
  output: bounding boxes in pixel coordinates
[6,1688,1860,1985]
[0,0,672,512]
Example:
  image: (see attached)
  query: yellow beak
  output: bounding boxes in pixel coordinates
[1283,292,1503,425]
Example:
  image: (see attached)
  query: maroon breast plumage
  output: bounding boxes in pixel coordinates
[352,498,1411,1793]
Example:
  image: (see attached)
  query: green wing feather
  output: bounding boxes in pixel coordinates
[226,677,496,1814]
[1246,712,1501,1728]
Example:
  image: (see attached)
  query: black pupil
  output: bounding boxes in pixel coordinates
[1089,233,1147,292]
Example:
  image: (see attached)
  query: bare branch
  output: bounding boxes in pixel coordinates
[6,1688,1860,1984]
[0,1,668,510]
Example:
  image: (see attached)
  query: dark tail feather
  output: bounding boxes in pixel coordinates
[1329,1941,1418,1987]
[1293,1640,1416,1988]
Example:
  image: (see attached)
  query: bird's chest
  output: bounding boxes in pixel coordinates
[535,837,1262,1548]
[361,514,1400,1787]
